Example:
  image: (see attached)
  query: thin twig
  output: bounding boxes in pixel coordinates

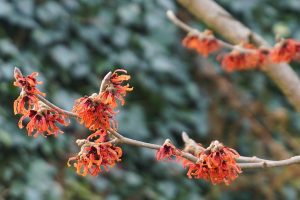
[238,156,300,168]
[33,95,300,169]
[37,94,77,117]
[166,10,194,32]
[110,129,198,162]
[237,156,271,163]
[99,71,112,94]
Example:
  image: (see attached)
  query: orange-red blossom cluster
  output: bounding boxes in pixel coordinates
[155,140,241,185]
[182,31,300,72]
[68,69,133,176]
[68,142,122,176]
[14,68,242,185]
[13,70,69,137]
[13,69,132,176]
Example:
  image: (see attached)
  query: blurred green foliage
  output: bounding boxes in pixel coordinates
[1,0,300,199]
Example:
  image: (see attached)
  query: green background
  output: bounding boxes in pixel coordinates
[1,0,300,199]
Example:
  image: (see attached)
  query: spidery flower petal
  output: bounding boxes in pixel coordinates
[100,69,133,108]
[68,142,122,176]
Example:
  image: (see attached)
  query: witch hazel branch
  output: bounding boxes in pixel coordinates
[13,67,300,186]
[166,10,300,72]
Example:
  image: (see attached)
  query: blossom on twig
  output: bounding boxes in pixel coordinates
[14,71,44,96]
[68,142,122,176]
[18,107,69,137]
[13,70,45,114]
[87,129,108,142]
[181,140,241,185]
[100,69,133,108]
[270,39,300,63]
[156,139,177,161]
[182,30,220,57]
[219,44,268,72]
[14,92,39,115]
[72,94,116,131]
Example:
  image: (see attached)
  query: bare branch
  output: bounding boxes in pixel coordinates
[14,67,300,170]
[166,10,193,32]
[31,95,300,169]
[36,94,77,117]
[237,156,272,163]
[239,156,300,168]
[176,0,300,112]
[110,129,198,162]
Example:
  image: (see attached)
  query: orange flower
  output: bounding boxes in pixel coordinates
[14,92,39,114]
[13,70,45,114]
[220,44,267,72]
[100,69,133,108]
[14,70,45,96]
[18,108,69,137]
[87,129,108,142]
[183,141,241,185]
[270,39,300,63]
[68,142,122,176]
[156,139,177,161]
[72,95,116,131]
[182,30,220,57]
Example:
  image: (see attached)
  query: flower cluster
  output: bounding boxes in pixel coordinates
[18,107,69,137]
[13,69,69,137]
[219,44,268,72]
[13,69,45,114]
[155,137,241,185]
[182,29,300,72]
[72,69,132,132]
[181,140,241,185]
[13,69,243,185]
[68,142,122,176]
[100,69,133,108]
[70,69,132,176]
[72,95,116,131]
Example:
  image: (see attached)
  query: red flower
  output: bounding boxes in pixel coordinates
[13,70,45,114]
[156,139,177,161]
[270,39,300,63]
[18,108,69,137]
[68,142,122,176]
[100,69,133,108]
[13,92,39,115]
[14,70,45,96]
[183,141,241,185]
[182,30,220,57]
[87,129,108,142]
[72,95,116,131]
[219,44,267,72]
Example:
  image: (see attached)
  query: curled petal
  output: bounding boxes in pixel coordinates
[72,96,115,131]
[182,141,241,185]
[17,108,69,137]
[100,69,133,108]
[68,143,122,176]
[156,139,177,161]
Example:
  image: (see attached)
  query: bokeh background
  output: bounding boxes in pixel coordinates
[1,0,300,199]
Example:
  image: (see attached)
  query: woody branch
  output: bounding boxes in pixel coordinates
[174,0,300,112]
[14,67,300,170]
